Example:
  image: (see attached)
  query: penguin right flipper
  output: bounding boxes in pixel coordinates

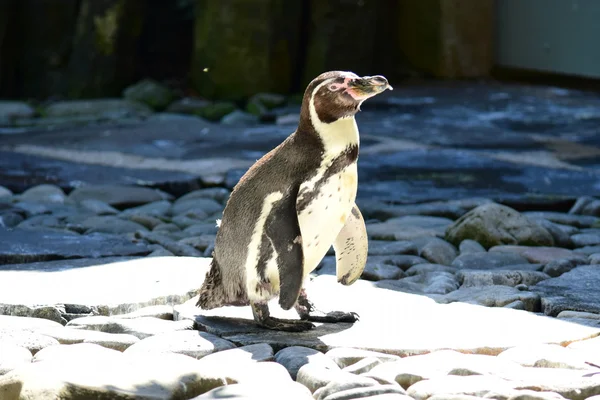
[334,203,368,286]
[264,191,305,311]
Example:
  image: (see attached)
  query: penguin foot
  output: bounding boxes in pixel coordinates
[302,311,360,324]
[257,317,315,332]
[295,289,360,324]
[251,301,315,332]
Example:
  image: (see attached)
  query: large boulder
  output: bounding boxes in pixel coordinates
[302,1,382,85]
[191,0,302,100]
[396,0,493,78]
[65,0,145,98]
[445,203,554,249]
[0,0,79,98]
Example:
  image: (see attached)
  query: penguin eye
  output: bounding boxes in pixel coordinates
[328,84,341,92]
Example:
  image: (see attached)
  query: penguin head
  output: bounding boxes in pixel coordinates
[303,71,393,124]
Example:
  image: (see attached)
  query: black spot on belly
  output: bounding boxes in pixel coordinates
[297,145,358,213]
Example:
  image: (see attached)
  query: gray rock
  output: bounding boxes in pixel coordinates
[0,101,35,120]
[0,212,23,228]
[17,215,65,231]
[37,327,140,351]
[497,343,591,370]
[341,357,383,374]
[126,214,164,230]
[569,196,600,217]
[542,257,588,277]
[135,230,204,257]
[222,110,260,125]
[248,92,287,111]
[174,274,600,356]
[113,305,174,320]
[195,382,312,399]
[367,216,450,241]
[0,186,13,198]
[124,330,235,359]
[322,385,407,400]
[121,200,172,217]
[179,235,216,253]
[0,257,209,318]
[362,261,405,281]
[80,215,148,234]
[69,185,172,207]
[0,329,59,355]
[13,201,52,217]
[0,304,65,324]
[575,245,600,255]
[166,97,211,114]
[0,343,32,375]
[590,253,600,265]
[571,233,600,248]
[326,347,400,369]
[195,101,237,121]
[420,238,458,265]
[275,346,338,380]
[19,184,66,204]
[438,286,541,311]
[405,263,458,276]
[314,375,382,400]
[0,227,150,264]
[296,364,351,394]
[123,79,174,110]
[531,266,600,316]
[459,239,486,254]
[381,271,459,295]
[446,204,554,249]
[523,211,598,229]
[197,343,274,365]
[184,223,219,236]
[451,252,530,270]
[44,99,152,119]
[489,245,584,265]
[494,367,600,400]
[172,197,223,217]
[276,113,300,125]
[359,200,468,221]
[368,240,418,256]
[406,375,517,400]
[557,310,600,320]
[66,316,194,339]
[535,219,575,249]
[458,270,550,288]
[79,199,119,215]
[148,246,176,257]
[368,255,429,271]
[152,223,181,233]
[177,187,231,205]
[4,346,228,399]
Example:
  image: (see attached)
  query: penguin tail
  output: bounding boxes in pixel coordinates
[196,258,227,310]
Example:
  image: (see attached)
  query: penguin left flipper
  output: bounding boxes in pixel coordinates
[334,203,368,286]
[264,192,305,311]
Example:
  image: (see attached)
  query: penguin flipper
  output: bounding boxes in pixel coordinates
[334,203,368,285]
[266,193,304,310]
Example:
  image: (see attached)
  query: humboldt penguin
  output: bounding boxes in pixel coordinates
[197,71,392,331]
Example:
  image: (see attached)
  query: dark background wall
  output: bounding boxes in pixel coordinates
[0,0,493,101]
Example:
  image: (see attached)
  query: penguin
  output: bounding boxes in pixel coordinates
[196,71,393,331]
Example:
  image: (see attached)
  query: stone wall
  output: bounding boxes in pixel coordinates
[0,0,493,100]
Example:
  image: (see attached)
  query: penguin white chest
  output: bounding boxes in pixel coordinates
[297,162,358,276]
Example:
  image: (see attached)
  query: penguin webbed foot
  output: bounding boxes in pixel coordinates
[295,289,360,324]
[251,301,314,332]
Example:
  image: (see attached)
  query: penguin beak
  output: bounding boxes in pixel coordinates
[345,75,393,101]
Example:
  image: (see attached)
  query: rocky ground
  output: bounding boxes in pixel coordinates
[1,81,600,399]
